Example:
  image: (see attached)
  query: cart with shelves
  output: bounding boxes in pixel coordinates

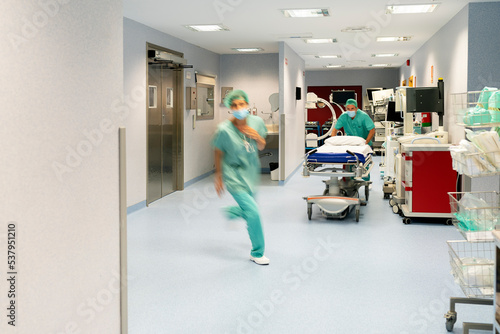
[444,191,499,332]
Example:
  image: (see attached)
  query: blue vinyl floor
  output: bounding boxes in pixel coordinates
[127,157,492,334]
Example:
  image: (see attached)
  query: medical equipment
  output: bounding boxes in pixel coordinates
[305,93,341,148]
[302,137,373,222]
[396,143,457,224]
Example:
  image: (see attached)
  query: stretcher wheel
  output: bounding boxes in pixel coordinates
[445,219,453,226]
[355,208,360,222]
[364,186,369,201]
[392,205,400,214]
[307,207,312,220]
[444,311,457,331]
[403,217,411,224]
[384,193,390,199]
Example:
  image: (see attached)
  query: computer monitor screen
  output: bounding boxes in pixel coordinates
[366,88,384,102]
[386,101,403,122]
[330,90,356,104]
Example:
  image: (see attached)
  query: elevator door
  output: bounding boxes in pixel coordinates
[147,64,176,204]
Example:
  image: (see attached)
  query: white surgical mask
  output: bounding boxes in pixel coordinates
[347,110,356,118]
[233,108,249,120]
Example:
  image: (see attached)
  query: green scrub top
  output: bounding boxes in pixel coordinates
[334,110,375,144]
[212,115,267,193]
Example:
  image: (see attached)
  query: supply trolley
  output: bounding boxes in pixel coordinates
[444,191,500,333]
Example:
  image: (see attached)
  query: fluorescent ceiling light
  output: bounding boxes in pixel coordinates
[386,4,438,14]
[304,38,336,44]
[231,48,263,52]
[341,26,372,33]
[185,24,229,32]
[282,8,329,18]
[377,36,412,42]
[372,53,399,57]
[324,65,344,68]
[369,64,391,67]
[315,55,341,59]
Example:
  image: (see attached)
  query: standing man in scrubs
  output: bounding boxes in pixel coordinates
[212,89,270,265]
[331,98,375,145]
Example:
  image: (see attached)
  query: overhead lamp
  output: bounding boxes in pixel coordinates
[372,53,399,57]
[315,55,341,59]
[282,8,329,18]
[231,48,263,52]
[341,26,373,33]
[369,64,391,67]
[304,38,337,44]
[377,36,412,42]
[184,24,229,32]
[324,65,344,68]
[386,4,439,14]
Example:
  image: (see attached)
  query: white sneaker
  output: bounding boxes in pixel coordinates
[250,255,270,265]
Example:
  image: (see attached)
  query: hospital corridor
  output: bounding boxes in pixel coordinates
[4,1,500,333]
[127,156,488,334]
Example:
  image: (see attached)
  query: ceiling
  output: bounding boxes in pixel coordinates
[123,0,496,70]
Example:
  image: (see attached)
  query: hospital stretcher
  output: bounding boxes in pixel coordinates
[302,144,373,222]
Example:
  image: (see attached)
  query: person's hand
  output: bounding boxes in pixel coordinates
[236,125,265,150]
[237,125,259,140]
[214,173,224,197]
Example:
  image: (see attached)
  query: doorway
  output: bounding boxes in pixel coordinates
[146,44,184,205]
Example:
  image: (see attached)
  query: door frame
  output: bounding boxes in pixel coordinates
[146,43,184,205]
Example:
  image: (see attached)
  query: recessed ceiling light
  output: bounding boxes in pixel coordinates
[282,8,329,18]
[231,48,263,52]
[386,4,439,14]
[369,64,391,67]
[341,26,373,33]
[324,65,344,68]
[184,24,229,32]
[315,55,341,59]
[304,38,337,44]
[372,53,399,57]
[377,36,412,42]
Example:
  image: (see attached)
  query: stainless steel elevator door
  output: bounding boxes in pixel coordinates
[147,64,176,204]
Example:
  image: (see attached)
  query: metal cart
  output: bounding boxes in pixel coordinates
[444,191,500,333]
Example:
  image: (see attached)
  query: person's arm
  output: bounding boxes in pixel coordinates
[214,148,224,196]
[239,125,266,151]
[365,128,375,144]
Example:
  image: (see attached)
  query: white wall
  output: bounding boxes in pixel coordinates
[219,54,279,123]
[279,42,306,181]
[123,18,221,206]
[399,5,469,144]
[0,1,122,333]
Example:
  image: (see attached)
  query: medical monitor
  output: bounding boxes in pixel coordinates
[406,87,443,113]
[366,88,384,102]
[330,90,356,105]
[386,101,403,122]
[371,89,394,104]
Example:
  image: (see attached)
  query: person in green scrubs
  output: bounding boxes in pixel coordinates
[212,89,269,265]
[332,98,375,184]
[331,98,375,144]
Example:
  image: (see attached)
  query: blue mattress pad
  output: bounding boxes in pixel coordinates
[307,152,367,164]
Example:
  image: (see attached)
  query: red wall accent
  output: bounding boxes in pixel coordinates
[307,86,363,126]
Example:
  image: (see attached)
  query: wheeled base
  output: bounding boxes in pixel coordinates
[304,196,361,222]
[444,297,493,332]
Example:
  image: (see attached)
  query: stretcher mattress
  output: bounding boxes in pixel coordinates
[307,145,373,164]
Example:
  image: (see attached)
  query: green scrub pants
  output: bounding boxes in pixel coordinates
[226,191,265,258]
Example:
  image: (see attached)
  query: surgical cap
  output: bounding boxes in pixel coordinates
[345,98,358,108]
[224,89,249,108]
